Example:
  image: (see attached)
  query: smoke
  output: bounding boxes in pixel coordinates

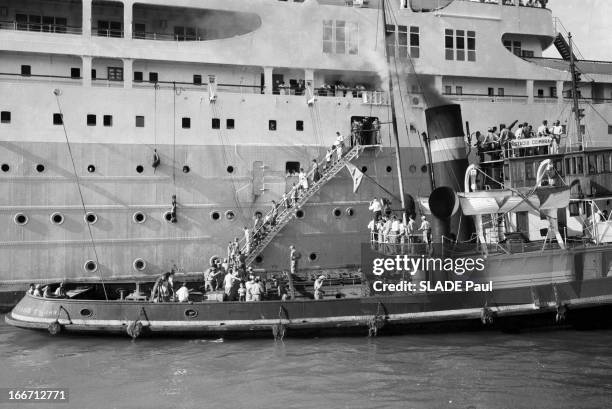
[420,80,452,108]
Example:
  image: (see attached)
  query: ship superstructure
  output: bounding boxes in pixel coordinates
[1,0,612,300]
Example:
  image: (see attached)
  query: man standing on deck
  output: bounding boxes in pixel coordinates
[419,216,431,244]
[551,120,563,154]
[369,197,383,220]
[314,275,326,300]
[289,245,301,276]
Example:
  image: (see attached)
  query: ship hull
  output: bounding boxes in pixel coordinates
[7,276,612,338]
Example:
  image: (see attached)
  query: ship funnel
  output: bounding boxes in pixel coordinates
[424,104,474,243]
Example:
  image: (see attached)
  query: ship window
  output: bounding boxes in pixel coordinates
[296,120,304,131]
[226,166,234,173]
[397,25,407,59]
[346,207,355,216]
[385,24,396,58]
[107,67,123,81]
[269,120,277,131]
[445,29,453,60]
[85,212,98,224]
[503,40,512,52]
[91,69,97,79]
[71,67,80,78]
[323,20,334,54]
[53,113,63,125]
[133,258,146,271]
[455,30,465,61]
[488,88,494,97]
[135,116,145,127]
[335,20,346,54]
[512,41,522,56]
[467,31,476,61]
[605,153,612,173]
[0,111,10,123]
[103,115,112,127]
[148,72,158,83]
[580,125,585,135]
[588,155,597,174]
[322,20,358,55]
[1,164,9,172]
[87,114,96,126]
[410,26,419,58]
[87,164,95,173]
[498,88,505,97]
[136,165,144,173]
[14,213,28,226]
[134,71,143,82]
[565,157,573,175]
[193,74,202,85]
[537,89,544,97]
[569,202,581,217]
[50,212,64,225]
[575,157,584,174]
[286,161,300,175]
[212,118,220,129]
[183,165,190,173]
[444,86,451,95]
[182,117,191,129]
[133,211,146,223]
[608,125,612,135]
[226,119,235,129]
[333,208,342,218]
[597,155,604,173]
[21,65,31,76]
[84,260,98,273]
[455,86,463,95]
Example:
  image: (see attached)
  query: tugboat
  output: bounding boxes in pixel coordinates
[6,1,612,338]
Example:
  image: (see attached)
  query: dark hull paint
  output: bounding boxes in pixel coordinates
[6,276,612,338]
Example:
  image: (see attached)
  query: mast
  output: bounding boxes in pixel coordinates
[568,33,582,151]
[381,0,407,223]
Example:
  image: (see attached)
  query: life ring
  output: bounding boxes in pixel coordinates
[48,321,62,336]
[126,321,143,339]
[209,255,220,267]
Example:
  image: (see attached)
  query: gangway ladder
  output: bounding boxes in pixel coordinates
[241,144,365,266]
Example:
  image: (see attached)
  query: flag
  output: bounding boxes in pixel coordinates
[345,162,364,193]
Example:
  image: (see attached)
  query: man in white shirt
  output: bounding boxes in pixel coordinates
[418,216,431,244]
[407,215,415,242]
[369,197,383,219]
[551,120,563,154]
[537,120,549,137]
[176,282,190,302]
[390,215,400,244]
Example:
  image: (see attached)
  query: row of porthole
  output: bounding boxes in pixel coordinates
[13,211,149,226]
[14,206,357,226]
[0,164,236,174]
[83,258,147,274]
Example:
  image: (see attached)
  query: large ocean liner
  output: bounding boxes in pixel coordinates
[1,0,612,310]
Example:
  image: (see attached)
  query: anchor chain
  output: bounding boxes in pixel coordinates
[127,307,148,339]
[480,303,495,325]
[49,305,72,336]
[367,302,386,337]
[272,306,289,341]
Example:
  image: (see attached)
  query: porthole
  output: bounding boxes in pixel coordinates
[254,255,263,264]
[132,211,146,224]
[210,211,220,221]
[333,208,342,218]
[80,308,93,317]
[409,165,417,173]
[163,211,174,222]
[361,166,368,173]
[421,165,428,173]
[309,253,318,261]
[185,309,198,318]
[225,210,235,221]
[346,207,355,217]
[226,165,234,174]
[87,164,95,173]
[133,258,146,271]
[296,209,305,219]
[50,212,64,225]
[1,164,9,172]
[182,165,190,173]
[84,212,98,224]
[386,166,392,173]
[36,164,45,173]
[84,260,98,273]
[136,165,144,173]
[14,213,28,225]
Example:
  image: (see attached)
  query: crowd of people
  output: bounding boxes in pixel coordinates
[367,197,432,250]
[479,0,548,7]
[475,119,565,159]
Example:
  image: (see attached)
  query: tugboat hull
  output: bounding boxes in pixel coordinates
[7,276,612,338]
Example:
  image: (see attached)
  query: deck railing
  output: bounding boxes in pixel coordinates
[0,20,82,34]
